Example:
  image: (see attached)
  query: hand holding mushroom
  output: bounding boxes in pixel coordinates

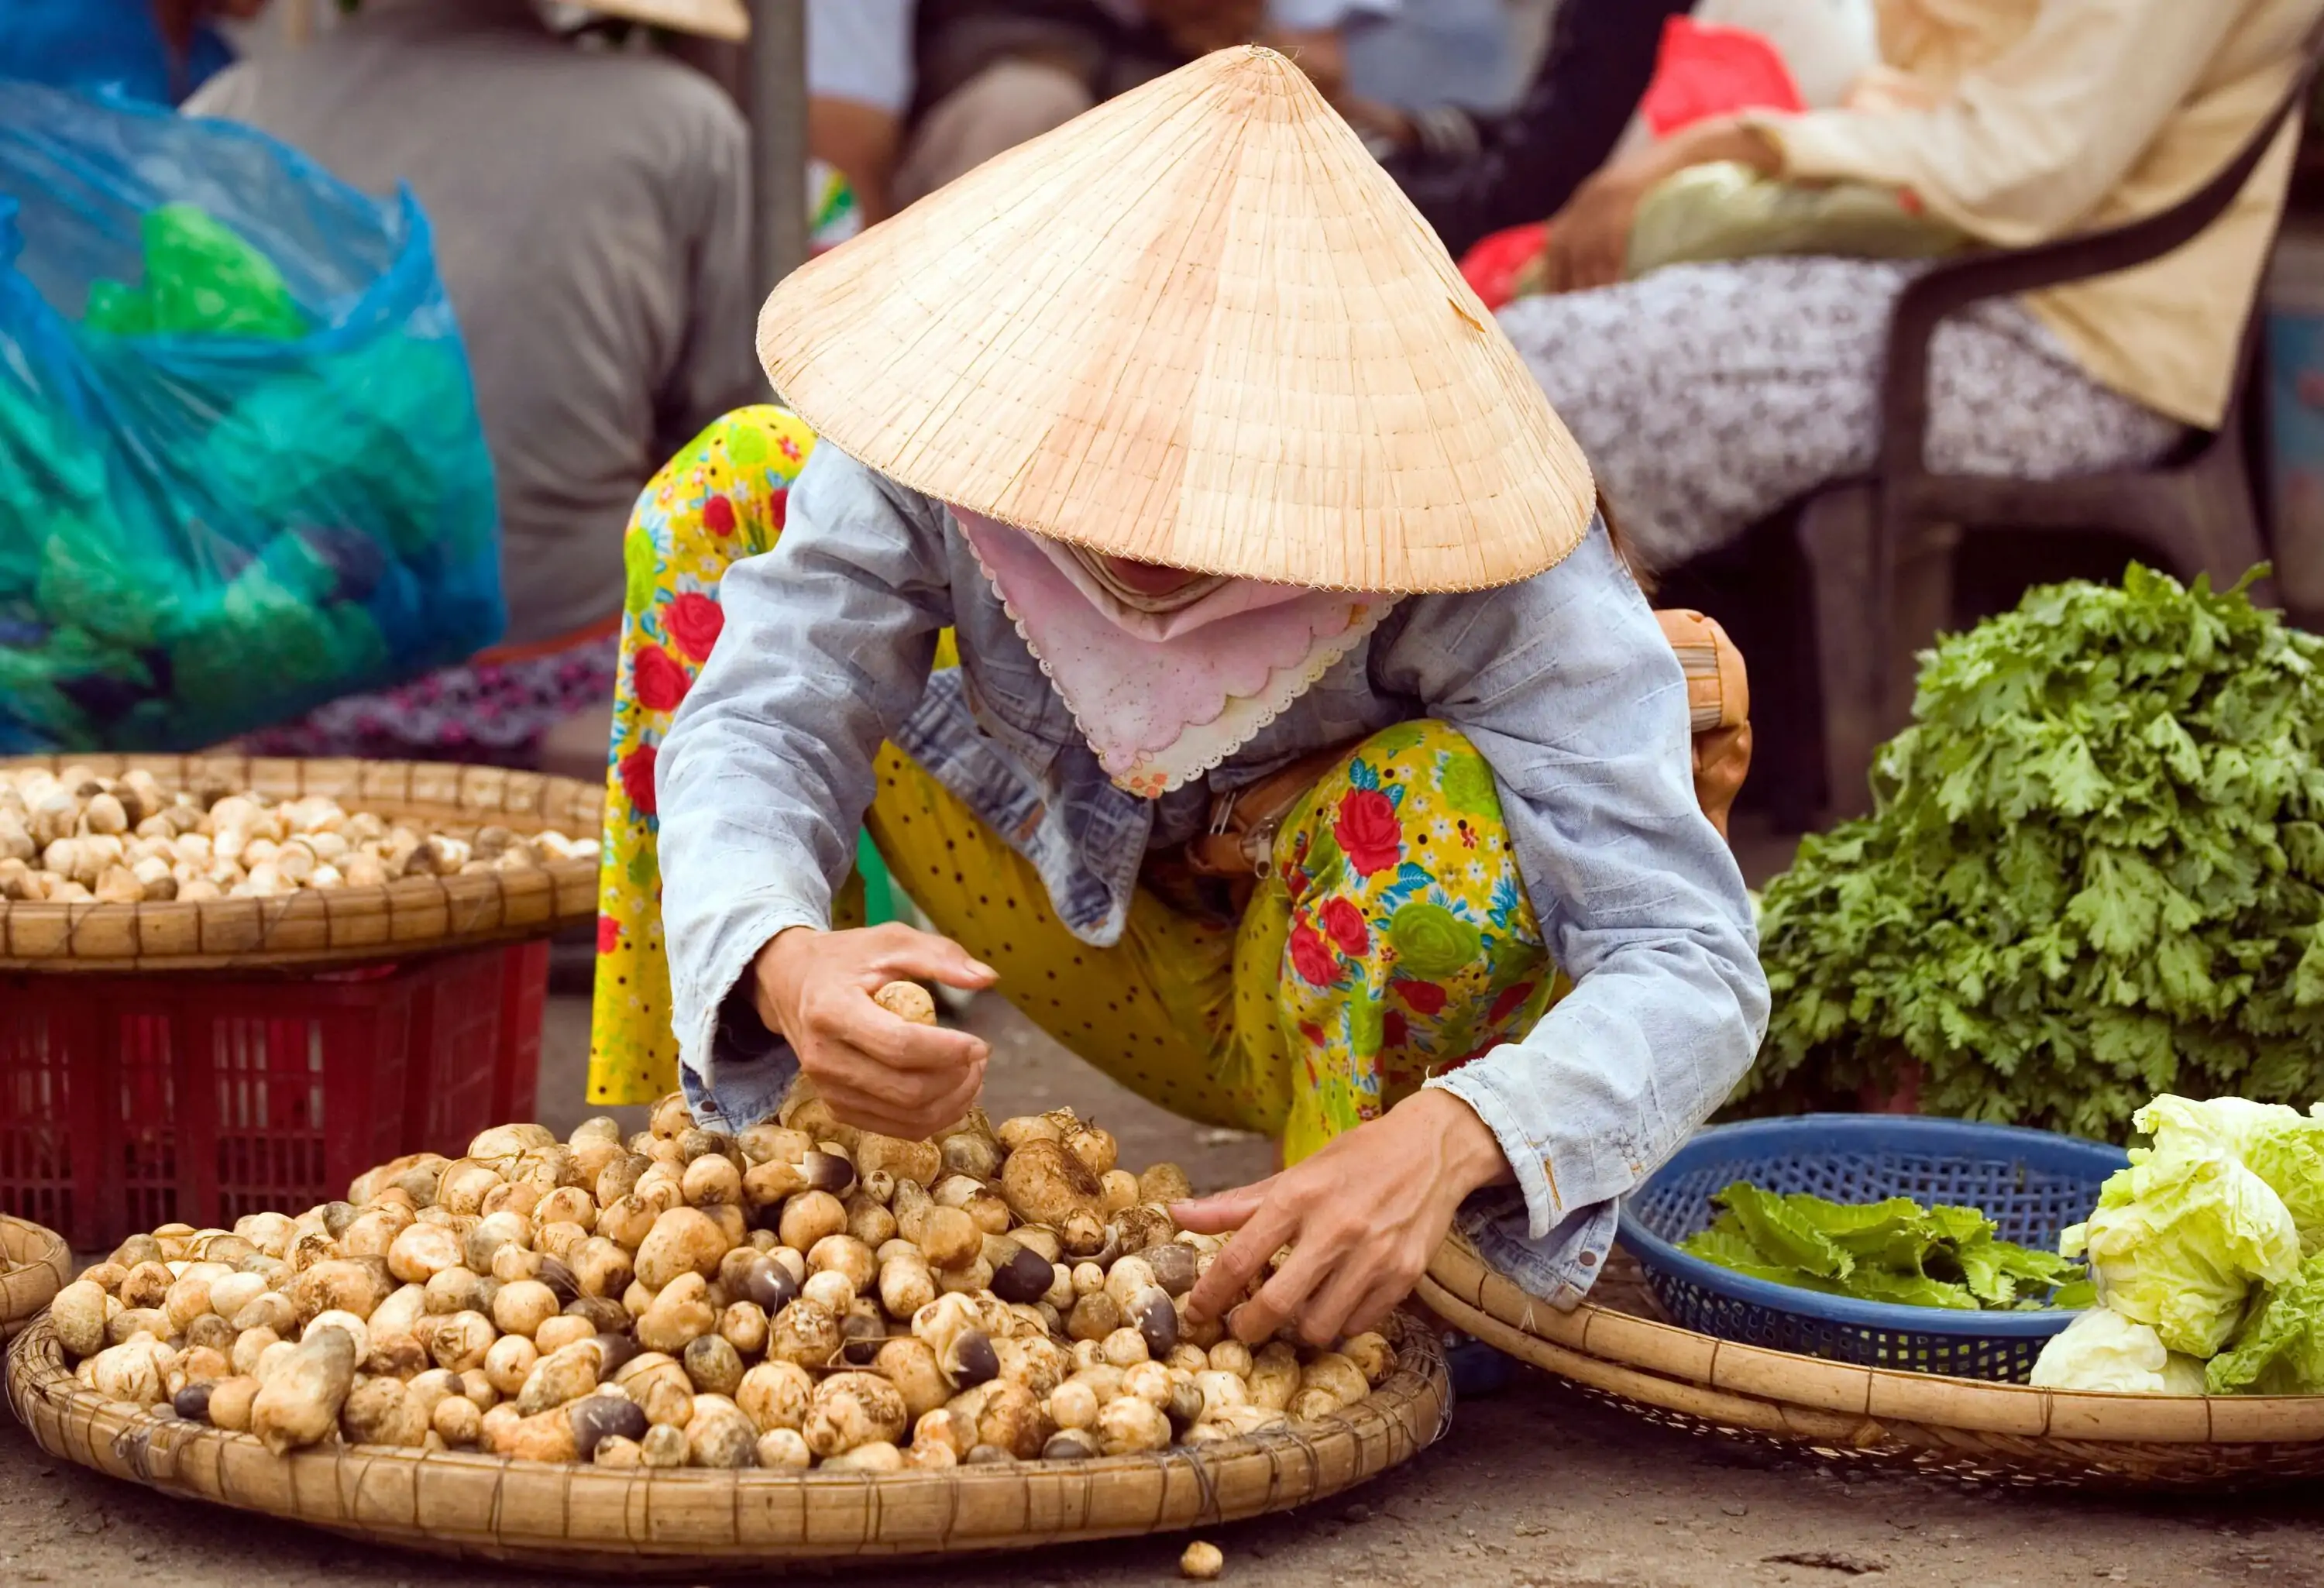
[747,923,999,1139]
[1177,1088,1513,1349]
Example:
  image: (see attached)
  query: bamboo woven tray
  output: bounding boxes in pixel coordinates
[6,1315,1449,1568]
[0,755,601,971]
[1418,1240,2324,1490]
[0,1215,69,1347]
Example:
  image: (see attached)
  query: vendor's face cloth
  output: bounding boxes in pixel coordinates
[950,506,1387,798]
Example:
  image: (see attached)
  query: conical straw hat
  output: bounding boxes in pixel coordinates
[582,0,748,40]
[758,46,1594,594]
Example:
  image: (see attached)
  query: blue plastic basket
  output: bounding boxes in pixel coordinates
[1618,1115,2129,1383]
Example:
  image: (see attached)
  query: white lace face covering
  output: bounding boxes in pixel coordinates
[949,506,1389,798]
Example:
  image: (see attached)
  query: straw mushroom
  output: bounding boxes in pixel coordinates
[682,1334,745,1397]
[1181,1540,1225,1580]
[1095,1394,1172,1456]
[1342,1332,1395,1387]
[803,1371,908,1458]
[736,1359,815,1433]
[251,1326,356,1454]
[870,1337,950,1421]
[756,1427,813,1469]
[765,1297,841,1369]
[51,1280,108,1359]
[636,1272,719,1353]
[999,1139,1105,1233]
[1298,1352,1370,1411]
[639,1421,689,1467]
[633,1207,730,1290]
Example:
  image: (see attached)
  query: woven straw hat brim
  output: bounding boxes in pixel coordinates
[582,0,748,40]
[758,46,1594,596]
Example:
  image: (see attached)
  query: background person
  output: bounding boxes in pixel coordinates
[190,0,765,765]
[892,0,1397,208]
[1494,0,2319,574]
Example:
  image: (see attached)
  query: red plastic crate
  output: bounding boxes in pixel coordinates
[0,941,546,1251]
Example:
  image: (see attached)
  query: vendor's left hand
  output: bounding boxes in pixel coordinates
[1174,1088,1512,1347]
[1542,119,1786,294]
[1540,164,1650,294]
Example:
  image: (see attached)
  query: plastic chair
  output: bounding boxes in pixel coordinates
[1802,29,2324,818]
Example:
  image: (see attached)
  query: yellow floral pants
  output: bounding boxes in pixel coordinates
[591,408,1743,1167]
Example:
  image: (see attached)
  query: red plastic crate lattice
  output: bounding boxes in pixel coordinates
[0,943,545,1249]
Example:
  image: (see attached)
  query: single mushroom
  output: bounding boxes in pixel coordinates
[682,1333,746,1397]
[803,1371,909,1458]
[1095,1394,1173,1456]
[250,1327,356,1455]
[871,1337,951,1421]
[568,1390,650,1461]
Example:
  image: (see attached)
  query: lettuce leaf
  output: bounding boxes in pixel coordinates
[2152,1095,2324,1253]
[2061,1097,2302,1356]
[2030,1308,2209,1395]
[2205,1250,2324,1394]
[1680,1184,2082,1311]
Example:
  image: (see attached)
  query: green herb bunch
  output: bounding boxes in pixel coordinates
[1743,566,2324,1139]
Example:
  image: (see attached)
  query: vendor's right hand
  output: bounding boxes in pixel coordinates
[750,923,998,1139]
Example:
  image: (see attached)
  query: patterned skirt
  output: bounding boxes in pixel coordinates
[1495,256,2186,572]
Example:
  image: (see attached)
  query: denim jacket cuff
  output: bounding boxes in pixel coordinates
[1427,1052,1569,1241]
[676,902,822,1131]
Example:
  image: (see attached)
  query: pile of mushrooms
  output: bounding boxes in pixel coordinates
[46,986,1394,1471]
[0,765,596,904]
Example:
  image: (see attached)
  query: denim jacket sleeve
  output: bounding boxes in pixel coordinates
[1380,521,1769,1303]
[655,446,954,1126]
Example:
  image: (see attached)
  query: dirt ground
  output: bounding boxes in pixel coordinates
[5,986,2319,1586]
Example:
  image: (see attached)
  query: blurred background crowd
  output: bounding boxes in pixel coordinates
[4,0,2322,840]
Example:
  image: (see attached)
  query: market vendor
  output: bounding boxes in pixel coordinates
[610,47,1768,1346]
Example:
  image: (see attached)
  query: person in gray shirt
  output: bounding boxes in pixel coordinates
[192,0,761,764]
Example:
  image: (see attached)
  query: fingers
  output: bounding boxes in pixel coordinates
[1232,1243,1331,1346]
[1300,1243,1418,1349]
[1339,1284,1407,1344]
[1184,1201,1296,1326]
[818,1050,986,1139]
[857,923,998,992]
[1169,1178,1276,1236]
[823,991,989,1074]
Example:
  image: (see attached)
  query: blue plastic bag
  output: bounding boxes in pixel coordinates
[0,82,504,754]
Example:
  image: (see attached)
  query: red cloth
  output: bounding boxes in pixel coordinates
[1456,16,1809,311]
[1638,15,1804,137]
[1459,221,1549,311]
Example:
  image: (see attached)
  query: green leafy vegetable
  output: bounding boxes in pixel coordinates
[2061,1095,2304,1356]
[1679,1183,2083,1311]
[2029,1308,2209,1395]
[2205,1250,2324,1394]
[1741,567,2324,1139]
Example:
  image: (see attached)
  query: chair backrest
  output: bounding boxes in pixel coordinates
[1882,19,2324,477]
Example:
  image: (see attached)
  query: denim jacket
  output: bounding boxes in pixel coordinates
[657,445,1769,1308]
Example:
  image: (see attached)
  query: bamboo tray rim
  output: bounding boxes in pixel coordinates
[5,1314,1451,1566]
[1,1215,70,1343]
[1420,1238,2324,1470]
[1,755,603,972]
